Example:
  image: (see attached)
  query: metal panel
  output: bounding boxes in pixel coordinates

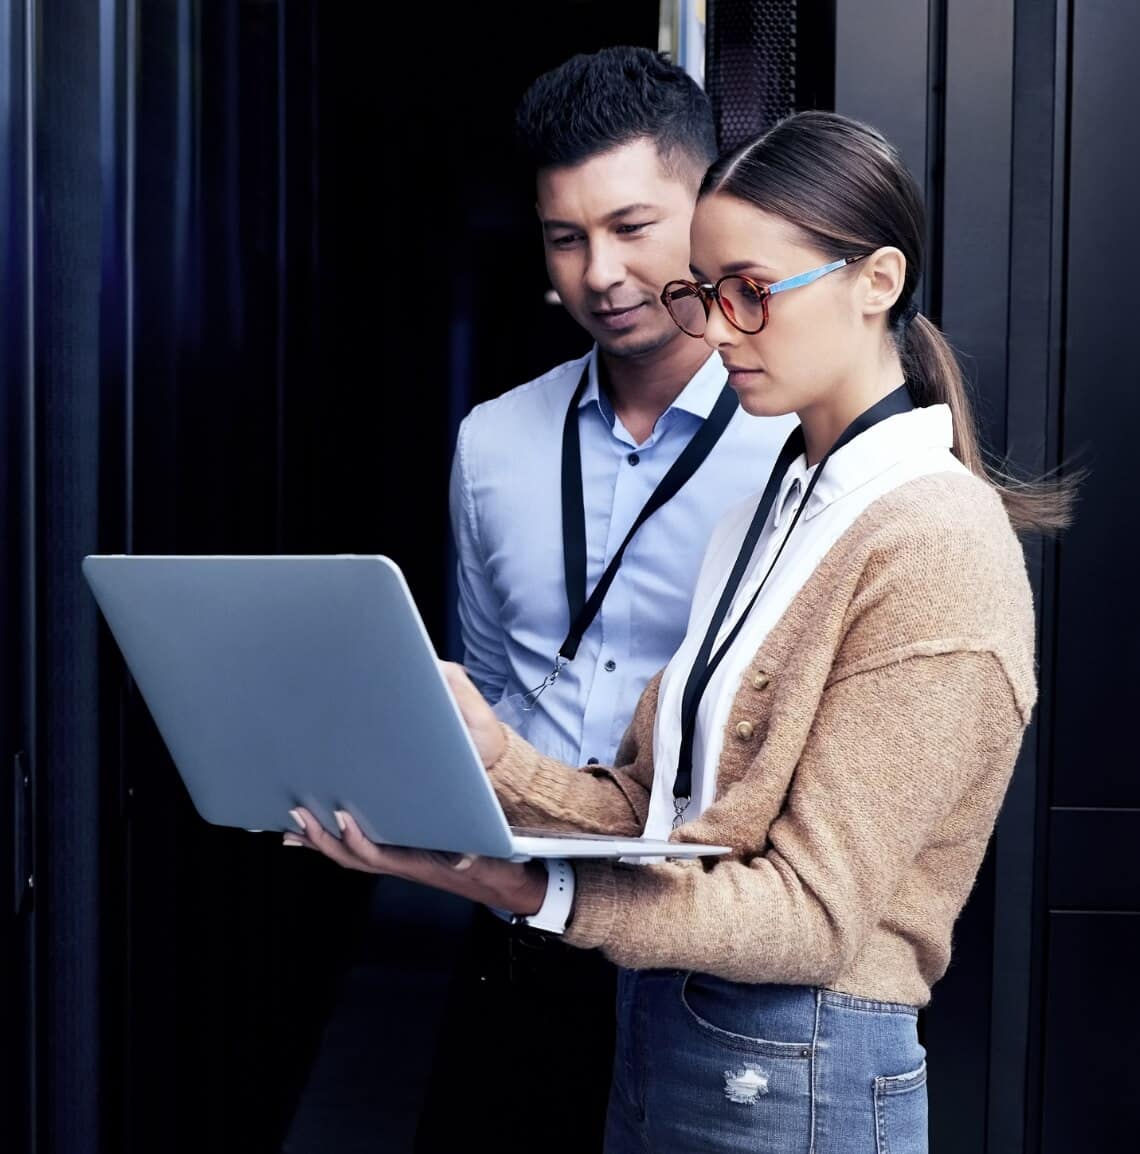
[35,0,107,1149]
[835,0,941,322]
[934,8,1018,1151]
[97,7,134,1151]
[834,0,930,211]
[1,1,36,1149]
[1040,913,1140,1151]
[1048,810,1140,910]
[1053,0,1140,808]
[705,0,798,150]
[990,1,1069,1150]
[941,0,1015,449]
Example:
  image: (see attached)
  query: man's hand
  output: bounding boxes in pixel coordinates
[284,806,547,917]
[440,659,507,767]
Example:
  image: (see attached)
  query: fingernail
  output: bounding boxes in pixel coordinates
[283,835,304,848]
[334,810,348,832]
[289,809,306,833]
[452,853,476,871]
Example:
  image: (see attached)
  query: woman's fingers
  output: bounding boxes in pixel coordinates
[286,807,479,880]
[287,806,373,872]
[280,807,543,917]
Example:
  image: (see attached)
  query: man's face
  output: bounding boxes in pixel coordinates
[536,137,699,360]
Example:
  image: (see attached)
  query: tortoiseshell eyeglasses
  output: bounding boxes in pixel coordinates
[660,254,868,338]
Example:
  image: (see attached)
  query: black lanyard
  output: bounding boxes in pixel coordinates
[672,383,915,823]
[523,362,738,707]
[558,362,739,662]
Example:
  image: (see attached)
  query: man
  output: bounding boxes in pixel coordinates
[414,45,795,1152]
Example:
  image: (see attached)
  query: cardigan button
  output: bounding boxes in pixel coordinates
[751,672,771,690]
[735,720,755,740]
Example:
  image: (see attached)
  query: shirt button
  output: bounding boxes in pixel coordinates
[604,659,617,672]
[735,720,755,740]
[752,672,771,690]
[627,452,640,466]
[586,757,599,765]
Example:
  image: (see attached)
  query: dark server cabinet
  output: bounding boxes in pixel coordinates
[7,2,661,1151]
[1,1,35,1151]
[1041,0,1140,1146]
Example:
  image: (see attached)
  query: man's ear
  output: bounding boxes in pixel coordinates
[859,246,906,319]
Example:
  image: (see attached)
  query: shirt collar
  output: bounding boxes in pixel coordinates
[577,346,728,425]
[773,402,955,527]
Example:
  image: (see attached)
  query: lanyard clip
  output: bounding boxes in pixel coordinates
[672,795,690,831]
[522,655,569,711]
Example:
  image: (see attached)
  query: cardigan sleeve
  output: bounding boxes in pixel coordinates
[560,648,1026,982]
[486,670,664,837]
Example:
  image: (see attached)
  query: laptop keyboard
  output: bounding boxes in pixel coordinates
[511,826,636,841]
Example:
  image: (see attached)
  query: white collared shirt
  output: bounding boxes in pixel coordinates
[643,401,969,841]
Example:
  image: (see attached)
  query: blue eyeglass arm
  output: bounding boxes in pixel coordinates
[766,255,865,296]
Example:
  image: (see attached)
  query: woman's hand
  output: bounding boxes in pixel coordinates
[284,806,547,917]
[440,660,507,768]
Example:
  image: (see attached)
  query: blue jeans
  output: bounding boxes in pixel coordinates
[606,969,928,1154]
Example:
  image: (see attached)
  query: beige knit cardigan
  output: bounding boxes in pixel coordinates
[488,471,1037,1007]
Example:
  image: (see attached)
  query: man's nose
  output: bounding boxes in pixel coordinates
[583,238,625,293]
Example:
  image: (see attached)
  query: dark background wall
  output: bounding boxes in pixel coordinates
[1,1,1135,1152]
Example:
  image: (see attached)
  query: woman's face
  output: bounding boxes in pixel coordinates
[687,192,869,418]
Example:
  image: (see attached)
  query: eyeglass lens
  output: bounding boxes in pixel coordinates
[663,276,767,337]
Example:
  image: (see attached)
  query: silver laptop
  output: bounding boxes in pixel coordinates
[82,554,730,862]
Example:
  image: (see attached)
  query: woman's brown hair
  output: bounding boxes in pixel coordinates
[701,110,1078,534]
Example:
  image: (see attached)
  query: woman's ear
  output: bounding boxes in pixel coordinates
[859,246,907,319]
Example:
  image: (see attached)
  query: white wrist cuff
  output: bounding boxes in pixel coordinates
[514,858,575,935]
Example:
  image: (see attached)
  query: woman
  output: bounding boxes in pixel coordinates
[287,111,1074,1152]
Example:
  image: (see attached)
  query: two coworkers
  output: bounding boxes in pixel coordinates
[287,45,1076,1154]
[418,45,796,1154]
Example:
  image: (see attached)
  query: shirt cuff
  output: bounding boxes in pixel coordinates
[489,859,575,935]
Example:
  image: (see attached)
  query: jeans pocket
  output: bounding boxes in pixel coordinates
[667,973,813,1151]
[874,1061,928,1154]
[679,972,814,1056]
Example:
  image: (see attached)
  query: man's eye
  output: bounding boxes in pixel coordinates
[549,234,582,248]
[617,222,650,235]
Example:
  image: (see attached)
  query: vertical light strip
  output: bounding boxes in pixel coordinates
[124,0,136,553]
[21,0,35,836]
[276,0,287,549]
[22,5,38,1148]
[173,0,190,343]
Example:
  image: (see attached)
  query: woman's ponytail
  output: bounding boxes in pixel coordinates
[902,313,1078,535]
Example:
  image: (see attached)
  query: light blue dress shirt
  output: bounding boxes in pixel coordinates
[448,346,798,768]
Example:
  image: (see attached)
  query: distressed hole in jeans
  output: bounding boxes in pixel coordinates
[723,1063,770,1104]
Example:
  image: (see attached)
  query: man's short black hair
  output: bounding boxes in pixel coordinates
[514,45,718,184]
